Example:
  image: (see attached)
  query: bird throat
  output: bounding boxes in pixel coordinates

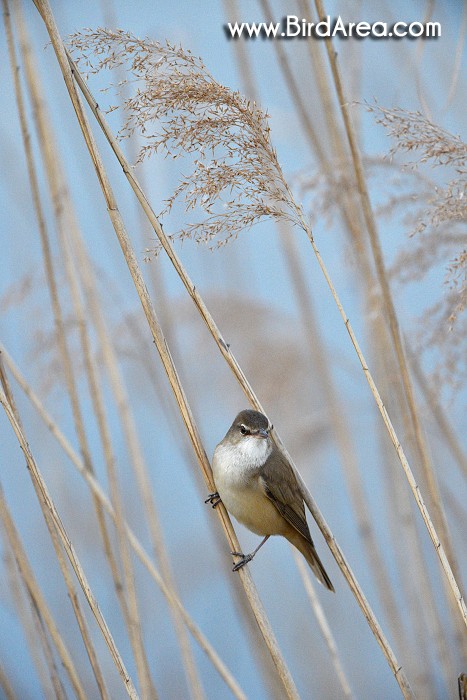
[219,436,273,473]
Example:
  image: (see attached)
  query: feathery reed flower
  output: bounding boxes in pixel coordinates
[69,29,302,248]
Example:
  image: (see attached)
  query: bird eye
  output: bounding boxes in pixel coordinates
[240,425,248,435]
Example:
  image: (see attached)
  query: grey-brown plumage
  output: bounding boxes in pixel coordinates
[211,409,334,591]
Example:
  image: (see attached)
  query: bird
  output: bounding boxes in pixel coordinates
[207,409,334,591]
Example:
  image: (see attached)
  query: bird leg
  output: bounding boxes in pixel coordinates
[231,535,270,572]
[204,491,222,508]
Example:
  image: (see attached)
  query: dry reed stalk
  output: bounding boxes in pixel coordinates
[0,383,138,699]
[267,14,459,678]
[14,14,156,689]
[0,356,109,700]
[313,3,467,662]
[92,315,158,690]
[63,11,203,693]
[3,521,64,699]
[69,233,205,700]
[298,201,466,628]
[2,355,66,700]
[413,1,435,120]
[32,4,301,697]
[4,3,134,674]
[111,31,312,688]
[0,485,87,699]
[247,64,453,693]
[378,431,440,695]
[138,21,317,693]
[221,0,257,101]
[300,2,372,257]
[62,239,157,700]
[278,226,405,638]
[313,0,463,606]
[261,0,364,258]
[108,288,284,700]
[271,0,370,262]
[290,13,462,674]
[296,0,345,153]
[292,550,353,699]
[15,15,204,687]
[0,345,248,700]
[3,9,114,697]
[375,332,456,694]
[223,15,403,691]
[237,13,400,637]
[259,0,326,163]
[0,662,16,700]
[380,282,465,676]
[57,32,417,699]
[230,1,461,684]
[89,260,286,700]
[0,495,68,700]
[5,561,56,699]
[15,22,157,697]
[231,9,408,650]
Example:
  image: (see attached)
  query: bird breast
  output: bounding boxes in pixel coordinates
[212,439,286,536]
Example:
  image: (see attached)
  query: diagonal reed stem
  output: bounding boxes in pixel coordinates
[32,2,301,697]
[296,201,467,629]
[63,33,420,695]
[0,384,138,699]
[224,14,417,678]
[264,2,458,679]
[0,344,248,700]
[3,6,140,688]
[13,13,156,693]
[313,0,465,640]
[2,5,112,697]
[0,662,15,700]
[46,24,420,700]
[0,485,80,700]
[292,550,354,699]
[12,8,205,696]
[4,546,62,699]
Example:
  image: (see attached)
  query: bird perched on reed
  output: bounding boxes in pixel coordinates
[208,409,334,591]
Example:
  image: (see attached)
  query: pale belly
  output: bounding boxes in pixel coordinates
[213,450,287,536]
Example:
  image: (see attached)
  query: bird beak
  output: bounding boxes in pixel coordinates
[257,428,269,439]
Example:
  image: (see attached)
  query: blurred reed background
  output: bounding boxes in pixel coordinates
[0,0,465,698]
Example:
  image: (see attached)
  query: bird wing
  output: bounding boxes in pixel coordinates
[259,453,313,544]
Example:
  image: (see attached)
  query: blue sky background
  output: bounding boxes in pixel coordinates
[0,1,465,698]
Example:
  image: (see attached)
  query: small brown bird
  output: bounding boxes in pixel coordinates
[208,409,334,591]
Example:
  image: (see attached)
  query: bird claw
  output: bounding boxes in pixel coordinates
[205,492,221,508]
[231,552,253,571]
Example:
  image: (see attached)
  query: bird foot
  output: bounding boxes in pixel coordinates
[205,492,221,508]
[231,551,253,571]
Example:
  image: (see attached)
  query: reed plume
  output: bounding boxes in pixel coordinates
[70,28,302,248]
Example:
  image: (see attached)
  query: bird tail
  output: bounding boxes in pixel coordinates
[291,533,334,592]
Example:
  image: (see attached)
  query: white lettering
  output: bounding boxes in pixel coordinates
[225,16,441,41]
[286,16,301,37]
[393,22,407,37]
[356,21,371,37]
[409,22,424,37]
[331,16,346,37]
[315,15,331,37]
[426,21,441,37]
[371,21,387,37]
